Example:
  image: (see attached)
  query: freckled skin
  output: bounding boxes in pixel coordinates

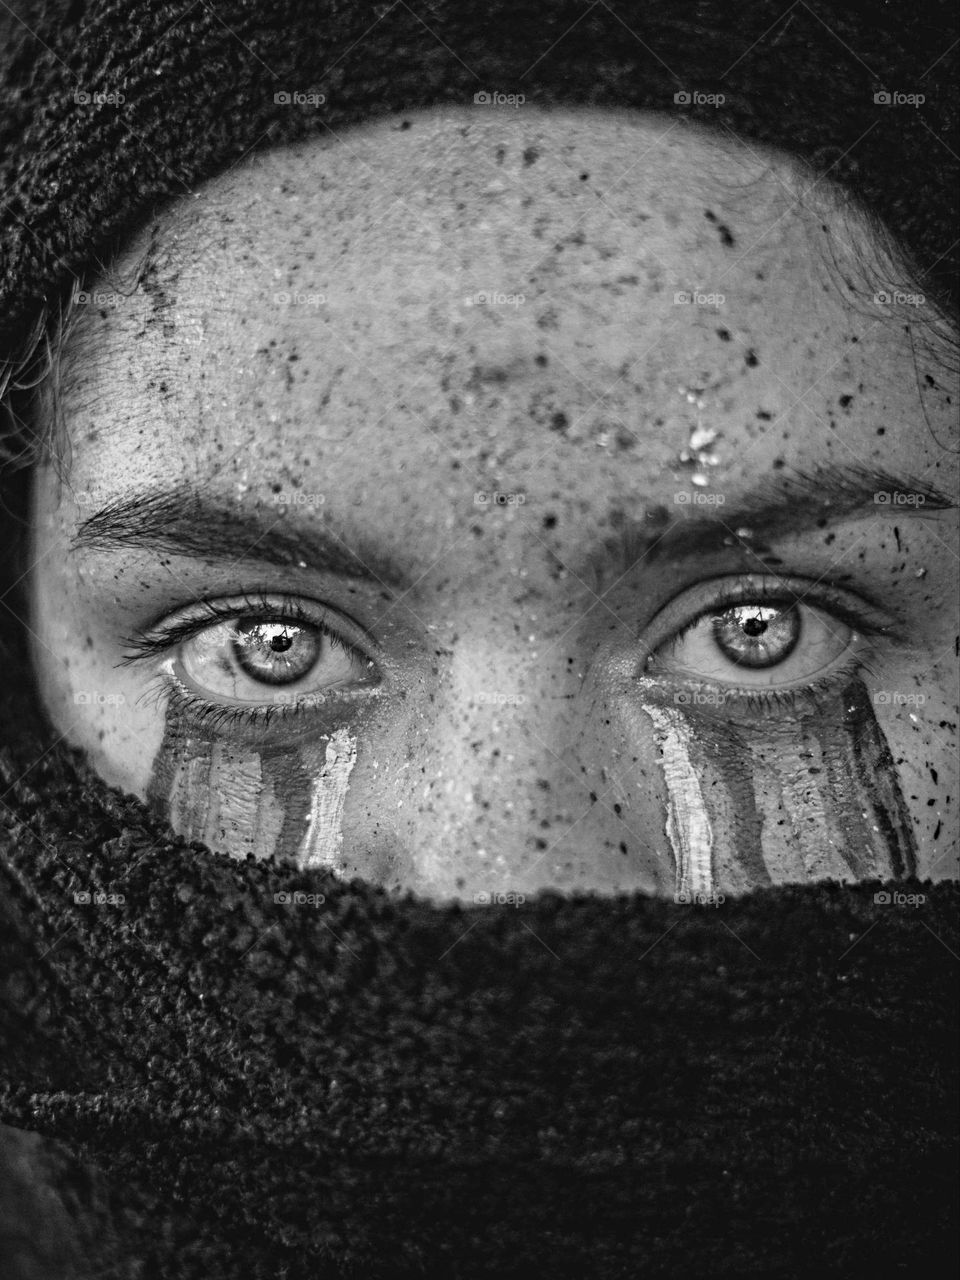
[27,106,959,900]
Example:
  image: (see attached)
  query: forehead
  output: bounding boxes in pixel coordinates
[55,106,955,499]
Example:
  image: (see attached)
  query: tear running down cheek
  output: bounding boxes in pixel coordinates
[146,717,357,871]
[145,676,915,891]
[642,677,917,897]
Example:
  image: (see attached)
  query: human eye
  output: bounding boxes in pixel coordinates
[120,590,382,732]
[630,573,918,893]
[639,573,890,715]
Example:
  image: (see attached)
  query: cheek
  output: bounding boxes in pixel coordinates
[597,674,917,897]
[146,713,357,869]
[739,679,917,885]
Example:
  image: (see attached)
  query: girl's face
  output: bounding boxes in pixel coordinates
[27,107,958,902]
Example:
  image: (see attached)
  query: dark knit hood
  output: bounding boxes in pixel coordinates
[1,3,957,1278]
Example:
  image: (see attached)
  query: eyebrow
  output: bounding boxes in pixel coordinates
[70,463,955,589]
[71,488,410,590]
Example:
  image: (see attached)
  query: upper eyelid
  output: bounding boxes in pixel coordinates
[117,592,378,668]
[116,574,907,674]
[641,573,901,659]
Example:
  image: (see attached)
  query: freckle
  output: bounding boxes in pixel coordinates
[745,349,759,368]
[579,172,590,181]
[756,410,772,420]
[839,394,853,408]
[522,146,540,166]
[543,513,558,529]
[716,328,731,341]
[550,411,569,433]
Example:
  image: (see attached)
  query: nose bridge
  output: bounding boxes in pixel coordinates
[388,623,637,896]
[421,626,581,809]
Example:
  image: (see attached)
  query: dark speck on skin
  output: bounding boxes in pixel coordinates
[550,411,569,433]
[523,146,540,167]
[534,353,548,367]
[745,349,759,368]
[543,514,558,529]
[756,409,772,420]
[704,208,736,247]
[716,328,731,341]
[579,172,589,181]
[839,394,853,408]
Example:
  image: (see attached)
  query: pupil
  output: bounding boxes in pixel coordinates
[711,602,800,669]
[232,619,320,685]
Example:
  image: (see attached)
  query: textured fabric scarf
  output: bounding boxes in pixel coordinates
[2,659,957,1278]
[1,3,957,1277]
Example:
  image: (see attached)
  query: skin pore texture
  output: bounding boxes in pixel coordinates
[27,105,959,903]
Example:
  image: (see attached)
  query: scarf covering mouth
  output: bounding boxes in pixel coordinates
[1,675,958,1280]
[0,1,958,1276]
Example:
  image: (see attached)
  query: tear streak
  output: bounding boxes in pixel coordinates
[645,705,714,897]
[297,729,358,871]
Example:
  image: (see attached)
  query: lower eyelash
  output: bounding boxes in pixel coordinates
[672,648,882,718]
[138,667,374,732]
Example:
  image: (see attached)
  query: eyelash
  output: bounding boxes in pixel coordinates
[644,577,886,715]
[119,579,888,730]
[120,590,375,731]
